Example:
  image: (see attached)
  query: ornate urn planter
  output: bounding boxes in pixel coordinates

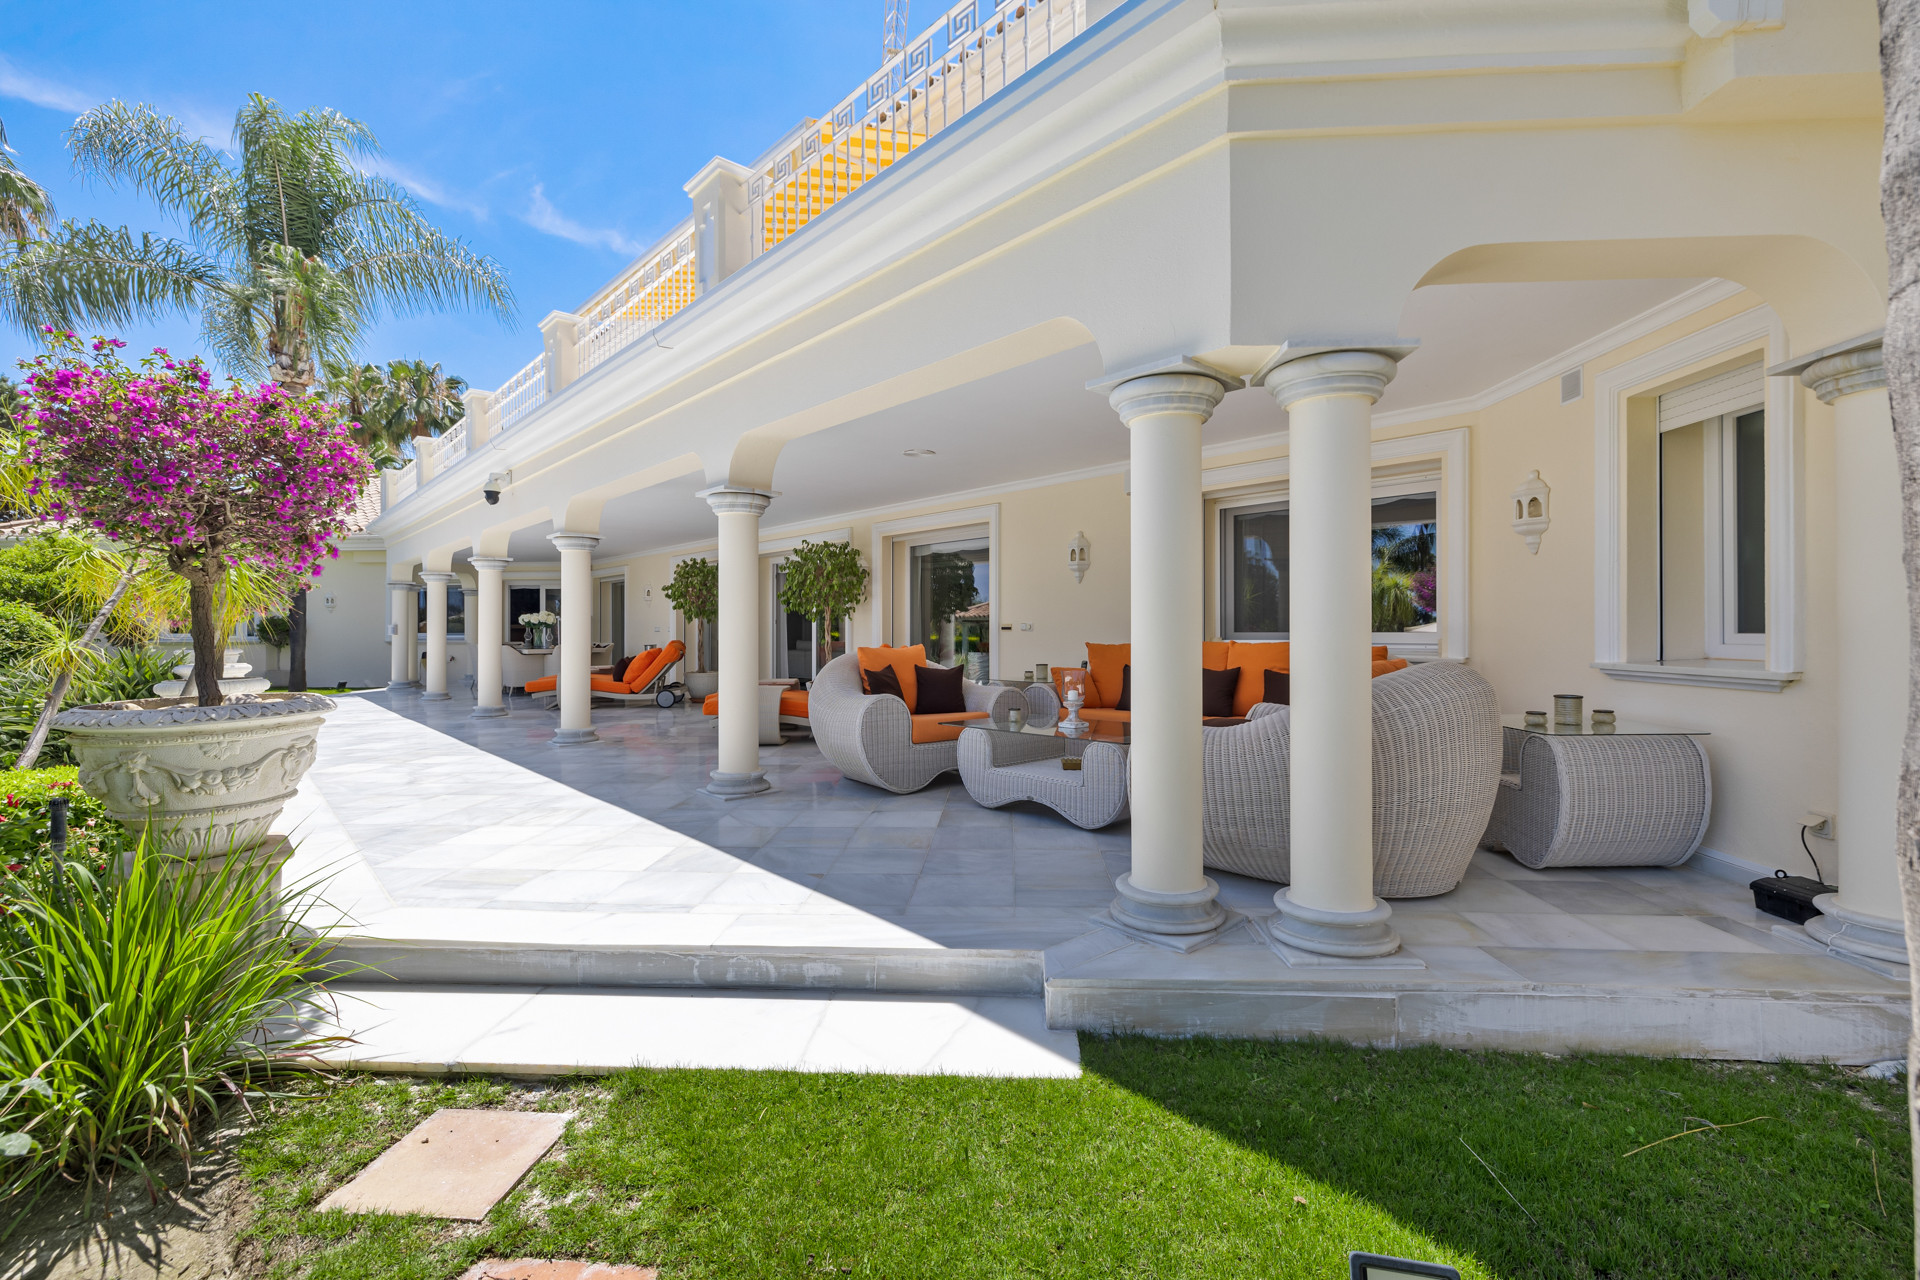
[54,692,335,861]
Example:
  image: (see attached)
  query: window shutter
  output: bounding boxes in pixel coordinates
[1659,360,1765,432]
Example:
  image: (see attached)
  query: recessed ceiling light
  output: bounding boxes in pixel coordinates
[902,448,937,458]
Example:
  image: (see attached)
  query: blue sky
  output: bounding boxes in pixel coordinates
[0,0,899,391]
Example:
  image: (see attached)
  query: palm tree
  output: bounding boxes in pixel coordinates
[0,119,54,244]
[9,94,512,385]
[386,357,468,441]
[322,358,403,465]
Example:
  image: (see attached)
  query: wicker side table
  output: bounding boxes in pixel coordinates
[1484,717,1711,868]
[954,721,1130,830]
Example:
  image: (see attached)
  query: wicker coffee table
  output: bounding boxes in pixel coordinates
[947,717,1130,829]
[1483,714,1711,868]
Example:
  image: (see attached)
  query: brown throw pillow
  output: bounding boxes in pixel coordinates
[914,662,967,715]
[1263,669,1291,706]
[1202,666,1239,718]
[863,664,905,701]
[1115,665,1132,712]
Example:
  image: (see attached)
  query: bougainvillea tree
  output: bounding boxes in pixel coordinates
[18,332,372,706]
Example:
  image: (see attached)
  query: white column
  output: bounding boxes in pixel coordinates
[1262,350,1405,958]
[700,486,775,797]
[1105,372,1232,945]
[549,533,601,746]
[470,557,512,718]
[419,572,455,700]
[1781,337,1909,970]
[387,579,415,689]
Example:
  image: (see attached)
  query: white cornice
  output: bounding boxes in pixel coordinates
[1370,279,1749,431]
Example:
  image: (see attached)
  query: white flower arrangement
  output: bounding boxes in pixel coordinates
[518,610,558,626]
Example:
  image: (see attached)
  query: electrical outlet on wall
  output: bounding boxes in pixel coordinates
[1801,812,1835,840]
[1020,622,1033,631]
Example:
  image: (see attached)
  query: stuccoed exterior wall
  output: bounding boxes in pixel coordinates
[305,550,398,690]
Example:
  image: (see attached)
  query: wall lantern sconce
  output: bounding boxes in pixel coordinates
[1067,531,1091,583]
[1510,470,1551,554]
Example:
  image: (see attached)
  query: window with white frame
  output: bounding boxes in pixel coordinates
[1657,360,1766,661]
[1219,477,1441,646]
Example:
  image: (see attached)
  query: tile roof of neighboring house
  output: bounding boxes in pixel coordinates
[341,478,384,534]
[955,601,992,620]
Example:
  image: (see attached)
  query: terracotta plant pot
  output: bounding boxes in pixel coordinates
[54,692,336,859]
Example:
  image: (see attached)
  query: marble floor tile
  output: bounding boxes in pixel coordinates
[1509,882,1680,916]
[1460,911,1634,950]
[1577,912,1770,953]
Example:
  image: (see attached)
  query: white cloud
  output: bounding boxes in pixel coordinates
[364,154,488,219]
[0,55,95,115]
[523,183,638,255]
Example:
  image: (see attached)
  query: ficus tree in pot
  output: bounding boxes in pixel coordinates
[17,333,372,707]
[662,557,718,676]
[776,539,868,674]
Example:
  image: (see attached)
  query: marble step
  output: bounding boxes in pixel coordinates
[321,935,1045,996]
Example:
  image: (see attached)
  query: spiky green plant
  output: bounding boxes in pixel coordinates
[0,831,344,1230]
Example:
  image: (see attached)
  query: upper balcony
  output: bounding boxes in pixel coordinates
[381,0,1088,515]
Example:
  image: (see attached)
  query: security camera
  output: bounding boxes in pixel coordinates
[483,472,510,505]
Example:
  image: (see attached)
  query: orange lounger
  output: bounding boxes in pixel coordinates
[527,641,684,706]
[702,687,811,727]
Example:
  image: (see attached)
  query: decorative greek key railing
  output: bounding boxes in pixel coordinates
[496,353,548,431]
[579,225,699,376]
[749,0,1085,253]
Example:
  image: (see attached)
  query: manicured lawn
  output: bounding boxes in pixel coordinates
[236,1037,1908,1279]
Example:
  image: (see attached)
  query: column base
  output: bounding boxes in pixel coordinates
[550,728,600,746]
[1803,894,1909,971]
[1093,873,1231,953]
[421,690,450,702]
[1248,910,1425,969]
[1268,889,1403,958]
[386,680,419,691]
[701,770,772,800]
[470,705,509,719]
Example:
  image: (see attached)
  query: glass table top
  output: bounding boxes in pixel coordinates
[941,716,1131,745]
[1501,714,1708,737]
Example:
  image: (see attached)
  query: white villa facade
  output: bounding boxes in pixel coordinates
[311,0,1908,997]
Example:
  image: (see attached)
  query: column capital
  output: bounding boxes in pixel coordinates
[1259,346,1410,410]
[387,579,417,591]
[548,531,601,553]
[698,485,776,517]
[1106,374,1232,427]
[468,556,513,572]
[418,570,459,584]
[1769,330,1885,404]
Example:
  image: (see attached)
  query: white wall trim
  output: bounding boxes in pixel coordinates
[1201,426,1471,659]
[870,503,1001,676]
[1370,278,1750,431]
[759,527,854,558]
[1590,304,1799,675]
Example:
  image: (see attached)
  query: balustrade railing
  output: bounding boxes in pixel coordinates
[394,0,1086,514]
[392,462,418,503]
[434,419,468,466]
[579,226,699,376]
[496,353,548,431]
[749,0,1084,253]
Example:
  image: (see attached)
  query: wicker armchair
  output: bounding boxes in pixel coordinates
[809,654,1023,794]
[1199,661,1501,898]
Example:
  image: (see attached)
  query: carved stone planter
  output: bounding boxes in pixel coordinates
[54,692,335,859]
[685,671,719,699]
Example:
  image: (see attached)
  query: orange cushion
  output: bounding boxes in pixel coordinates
[1203,640,1230,670]
[1226,642,1291,717]
[590,674,633,693]
[858,644,926,712]
[524,674,557,693]
[1084,642,1129,709]
[910,709,987,743]
[704,690,811,720]
[621,649,666,688]
[1372,646,1390,662]
[1372,657,1410,677]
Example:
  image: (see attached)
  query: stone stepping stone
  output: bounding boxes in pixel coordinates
[318,1108,568,1220]
[457,1264,658,1280]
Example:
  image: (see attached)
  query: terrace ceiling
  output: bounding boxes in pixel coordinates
[467,277,1707,567]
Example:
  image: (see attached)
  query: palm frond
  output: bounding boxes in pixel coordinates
[0,221,220,336]
[66,102,245,261]
[326,187,514,320]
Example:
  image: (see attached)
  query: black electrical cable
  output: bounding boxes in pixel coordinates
[1799,824,1824,882]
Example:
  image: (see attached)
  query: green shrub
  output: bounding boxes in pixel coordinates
[0,768,128,882]
[0,833,339,1228]
[0,534,85,624]
[0,600,59,670]
[0,669,64,769]
[72,647,176,704]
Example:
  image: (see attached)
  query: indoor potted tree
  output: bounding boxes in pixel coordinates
[776,539,868,678]
[24,335,372,858]
[663,556,719,699]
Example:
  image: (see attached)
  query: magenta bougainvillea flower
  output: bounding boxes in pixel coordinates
[18,332,373,705]
[19,333,372,582]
